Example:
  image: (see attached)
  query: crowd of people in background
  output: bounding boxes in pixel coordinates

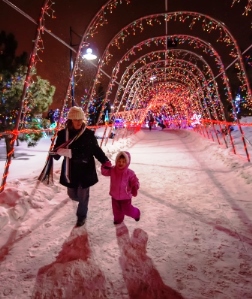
[45,107,197,133]
[146,111,190,130]
[47,109,61,125]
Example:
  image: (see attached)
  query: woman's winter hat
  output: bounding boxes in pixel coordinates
[67,106,85,120]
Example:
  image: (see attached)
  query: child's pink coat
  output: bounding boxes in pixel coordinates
[101,151,139,200]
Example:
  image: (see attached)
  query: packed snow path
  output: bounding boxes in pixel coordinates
[0,129,252,299]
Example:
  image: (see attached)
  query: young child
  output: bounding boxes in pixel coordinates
[101,151,140,225]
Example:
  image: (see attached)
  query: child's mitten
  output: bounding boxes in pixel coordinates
[131,186,138,197]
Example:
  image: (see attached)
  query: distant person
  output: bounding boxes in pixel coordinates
[52,106,111,227]
[101,151,140,225]
[157,119,166,130]
[160,121,166,130]
[47,109,55,124]
[148,115,154,131]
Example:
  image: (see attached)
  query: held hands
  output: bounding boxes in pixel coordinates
[102,160,112,169]
[56,148,72,159]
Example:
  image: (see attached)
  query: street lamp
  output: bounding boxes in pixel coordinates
[150,75,156,82]
[69,27,97,107]
[82,48,97,60]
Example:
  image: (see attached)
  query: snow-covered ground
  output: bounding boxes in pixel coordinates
[0,118,252,299]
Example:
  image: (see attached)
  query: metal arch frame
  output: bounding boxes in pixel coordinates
[60,5,249,157]
[127,69,219,124]
[140,79,216,140]
[115,35,231,100]
[113,80,197,120]
[112,80,208,135]
[125,75,218,143]
[231,0,252,15]
[127,67,206,118]
[93,34,233,122]
[118,66,227,145]
[89,11,249,156]
[115,62,226,143]
[110,35,230,115]
[108,39,230,143]
[120,67,205,118]
[106,49,224,126]
[115,52,220,114]
[121,63,205,111]
[127,51,224,121]
[105,35,217,92]
[112,49,216,102]
[88,11,251,111]
[113,79,205,131]
[145,82,205,126]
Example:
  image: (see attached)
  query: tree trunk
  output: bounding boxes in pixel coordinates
[5,135,15,158]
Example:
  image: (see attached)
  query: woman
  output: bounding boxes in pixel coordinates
[53,106,111,227]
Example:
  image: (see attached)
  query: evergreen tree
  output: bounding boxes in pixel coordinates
[0,31,27,74]
[0,66,55,147]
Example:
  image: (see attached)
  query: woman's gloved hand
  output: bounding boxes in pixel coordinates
[57,148,72,158]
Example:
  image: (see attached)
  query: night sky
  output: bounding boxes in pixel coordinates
[0,0,251,110]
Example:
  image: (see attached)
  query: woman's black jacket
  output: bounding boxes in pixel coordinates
[53,127,109,188]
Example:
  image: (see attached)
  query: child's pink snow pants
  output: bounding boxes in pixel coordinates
[112,198,140,223]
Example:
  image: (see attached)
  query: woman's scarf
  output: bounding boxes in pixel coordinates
[38,125,86,184]
[65,125,86,183]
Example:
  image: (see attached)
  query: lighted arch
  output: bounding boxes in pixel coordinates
[90,33,233,120]
[120,64,205,109]
[85,11,251,121]
[113,50,222,116]
[125,66,207,119]
[101,40,225,124]
[112,65,205,126]
[125,65,221,124]
[105,34,231,120]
